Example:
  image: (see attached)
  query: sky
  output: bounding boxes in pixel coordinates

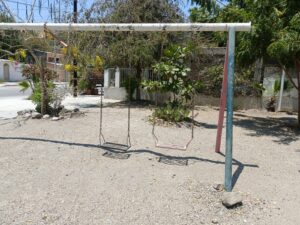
[2,0,196,23]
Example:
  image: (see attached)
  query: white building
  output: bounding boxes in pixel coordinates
[0,59,25,82]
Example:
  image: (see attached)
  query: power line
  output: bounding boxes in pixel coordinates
[4,0,50,9]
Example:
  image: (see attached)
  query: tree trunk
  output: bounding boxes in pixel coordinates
[296,61,300,128]
[259,57,265,85]
[39,56,48,115]
[135,62,142,101]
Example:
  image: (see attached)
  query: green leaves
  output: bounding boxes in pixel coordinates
[18,80,30,93]
[153,102,190,122]
[143,45,203,107]
[267,12,300,68]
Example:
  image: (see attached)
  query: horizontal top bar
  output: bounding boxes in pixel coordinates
[0,22,251,32]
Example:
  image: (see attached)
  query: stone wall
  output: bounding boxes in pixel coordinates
[263,65,298,111]
[0,59,24,81]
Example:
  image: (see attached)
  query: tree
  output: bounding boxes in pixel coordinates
[1,26,57,114]
[191,0,300,127]
[142,45,203,122]
[20,35,57,114]
[0,13,22,59]
[83,0,184,100]
[268,12,300,127]
[190,0,283,77]
[21,64,57,113]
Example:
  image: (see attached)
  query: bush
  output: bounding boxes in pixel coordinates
[123,76,138,100]
[30,82,55,114]
[153,102,190,122]
[78,78,89,91]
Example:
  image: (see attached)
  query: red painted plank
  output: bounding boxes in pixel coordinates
[215,45,229,153]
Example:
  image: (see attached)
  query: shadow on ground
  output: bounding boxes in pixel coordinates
[0,136,258,189]
[234,113,300,145]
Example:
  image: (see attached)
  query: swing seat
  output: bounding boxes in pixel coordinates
[155,142,188,151]
[100,142,130,151]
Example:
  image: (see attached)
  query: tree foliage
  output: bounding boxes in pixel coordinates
[142,45,203,122]
[78,0,185,99]
[192,0,300,127]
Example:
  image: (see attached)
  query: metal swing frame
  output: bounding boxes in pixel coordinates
[0,22,251,192]
[98,84,131,152]
[152,96,196,151]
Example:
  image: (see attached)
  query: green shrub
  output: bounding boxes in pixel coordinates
[123,76,138,100]
[78,78,89,91]
[30,82,55,114]
[153,102,190,122]
[206,65,224,95]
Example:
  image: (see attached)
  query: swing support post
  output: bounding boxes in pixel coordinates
[224,27,236,192]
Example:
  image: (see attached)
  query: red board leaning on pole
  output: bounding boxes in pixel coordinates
[215,44,229,153]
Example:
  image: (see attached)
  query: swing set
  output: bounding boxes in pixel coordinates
[0,22,251,191]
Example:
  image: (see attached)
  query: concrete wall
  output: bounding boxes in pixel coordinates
[263,66,298,111]
[0,59,25,82]
[104,87,127,101]
[140,91,262,109]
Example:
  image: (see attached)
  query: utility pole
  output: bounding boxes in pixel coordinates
[58,0,61,23]
[73,0,78,97]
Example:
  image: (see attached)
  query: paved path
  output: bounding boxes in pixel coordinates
[0,84,120,119]
[0,85,34,119]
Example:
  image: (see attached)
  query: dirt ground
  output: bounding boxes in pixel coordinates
[0,105,299,225]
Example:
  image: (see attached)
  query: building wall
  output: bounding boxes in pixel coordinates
[0,59,25,81]
[263,66,298,111]
[46,52,69,82]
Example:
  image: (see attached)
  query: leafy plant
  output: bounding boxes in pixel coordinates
[143,45,202,122]
[19,64,57,114]
[18,80,30,92]
[153,102,190,122]
[78,78,89,91]
[123,76,138,101]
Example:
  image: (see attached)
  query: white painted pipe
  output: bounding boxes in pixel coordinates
[277,69,285,112]
[0,22,251,32]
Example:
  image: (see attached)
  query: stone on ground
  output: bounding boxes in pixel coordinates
[213,184,225,192]
[222,192,243,208]
[17,109,33,116]
[22,113,31,119]
[52,117,60,121]
[42,114,50,119]
[31,112,42,119]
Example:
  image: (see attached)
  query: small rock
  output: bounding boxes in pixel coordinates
[212,218,219,224]
[59,116,64,120]
[17,110,25,115]
[222,192,243,208]
[52,117,60,121]
[22,113,31,119]
[73,108,79,112]
[59,108,72,115]
[213,184,225,192]
[31,112,42,119]
[17,109,32,115]
[42,114,50,119]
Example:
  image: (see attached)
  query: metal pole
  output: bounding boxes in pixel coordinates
[225,27,236,192]
[73,0,78,97]
[277,69,285,112]
[0,23,252,32]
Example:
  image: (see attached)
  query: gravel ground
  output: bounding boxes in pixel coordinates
[0,105,299,225]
